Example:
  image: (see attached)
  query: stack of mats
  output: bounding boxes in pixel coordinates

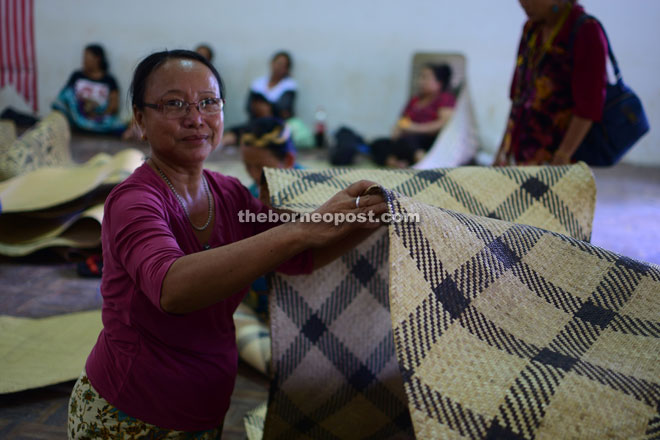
[246,164,660,439]
[0,115,144,393]
[0,145,144,256]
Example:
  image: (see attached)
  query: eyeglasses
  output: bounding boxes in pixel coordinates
[143,98,224,119]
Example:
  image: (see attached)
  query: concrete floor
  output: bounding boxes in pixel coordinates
[590,164,660,265]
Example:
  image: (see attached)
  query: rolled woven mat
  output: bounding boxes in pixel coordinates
[234,303,272,375]
[0,148,144,213]
[0,119,17,148]
[386,190,660,439]
[0,111,72,181]
[252,165,598,439]
[0,310,103,394]
[245,401,268,440]
[0,204,103,257]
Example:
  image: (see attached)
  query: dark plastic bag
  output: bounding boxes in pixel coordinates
[329,126,367,166]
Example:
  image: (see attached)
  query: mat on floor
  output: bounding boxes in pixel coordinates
[251,164,600,439]
[0,204,103,256]
[0,305,274,394]
[386,190,660,439]
[0,310,102,394]
[0,148,143,213]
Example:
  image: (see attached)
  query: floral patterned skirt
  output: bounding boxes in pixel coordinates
[68,370,223,439]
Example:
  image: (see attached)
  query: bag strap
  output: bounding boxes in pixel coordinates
[569,14,622,83]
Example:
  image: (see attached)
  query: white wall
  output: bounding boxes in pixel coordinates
[2,0,659,164]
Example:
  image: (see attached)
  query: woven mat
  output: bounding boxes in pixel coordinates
[0,111,72,181]
[264,164,595,242]
[245,401,268,440]
[0,119,17,148]
[0,204,103,257]
[386,190,660,439]
[0,297,270,394]
[0,310,103,394]
[0,148,144,213]
[266,228,408,439]
[235,303,271,375]
[255,164,598,439]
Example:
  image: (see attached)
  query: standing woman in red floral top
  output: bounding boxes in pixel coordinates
[494,0,608,166]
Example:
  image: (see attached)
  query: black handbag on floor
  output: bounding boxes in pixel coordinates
[570,15,650,166]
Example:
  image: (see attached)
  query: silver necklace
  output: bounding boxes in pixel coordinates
[153,161,213,231]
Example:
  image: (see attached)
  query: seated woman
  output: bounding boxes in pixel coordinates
[372,64,456,168]
[248,51,297,120]
[52,44,126,135]
[223,51,312,148]
[67,49,386,437]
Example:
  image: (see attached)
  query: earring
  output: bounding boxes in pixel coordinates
[141,133,147,141]
[551,3,560,13]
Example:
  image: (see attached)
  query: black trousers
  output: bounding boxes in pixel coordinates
[370,133,436,166]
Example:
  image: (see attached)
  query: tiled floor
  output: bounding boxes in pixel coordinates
[1,133,658,439]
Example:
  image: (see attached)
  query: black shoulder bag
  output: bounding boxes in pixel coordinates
[570,14,650,166]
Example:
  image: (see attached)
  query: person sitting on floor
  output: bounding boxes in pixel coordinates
[248,50,297,121]
[67,48,386,438]
[371,63,456,168]
[52,44,126,135]
[223,50,313,149]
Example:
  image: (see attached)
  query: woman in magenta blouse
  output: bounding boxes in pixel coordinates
[67,49,386,438]
[494,0,608,166]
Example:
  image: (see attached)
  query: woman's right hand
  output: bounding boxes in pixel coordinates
[294,180,388,248]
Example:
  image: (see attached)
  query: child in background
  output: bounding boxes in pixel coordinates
[240,117,301,318]
[240,117,300,200]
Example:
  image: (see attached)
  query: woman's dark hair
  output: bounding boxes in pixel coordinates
[85,44,108,73]
[426,63,453,92]
[272,50,293,73]
[130,49,224,109]
[242,117,295,160]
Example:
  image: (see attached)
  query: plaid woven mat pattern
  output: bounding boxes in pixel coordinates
[264,163,595,242]
[386,190,660,439]
[256,165,599,439]
[266,228,411,439]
